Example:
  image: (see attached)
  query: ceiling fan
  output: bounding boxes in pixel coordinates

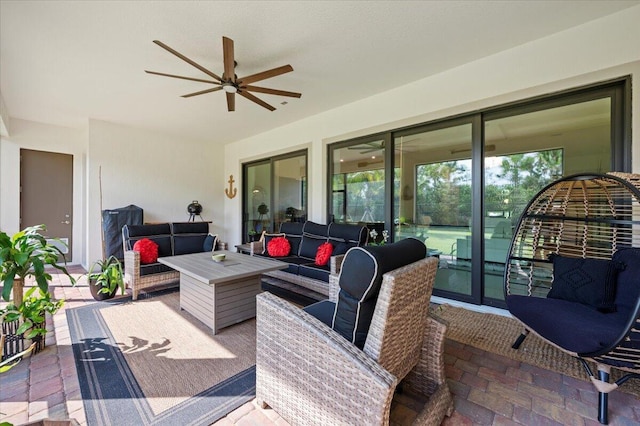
[348,140,385,154]
[145,36,301,112]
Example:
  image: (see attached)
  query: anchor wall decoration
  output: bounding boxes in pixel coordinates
[225,174,237,199]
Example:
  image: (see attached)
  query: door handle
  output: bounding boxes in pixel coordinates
[61,220,71,225]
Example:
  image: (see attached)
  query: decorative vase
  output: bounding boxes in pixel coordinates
[89,279,116,301]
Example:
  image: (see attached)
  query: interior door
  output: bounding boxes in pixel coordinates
[20,149,74,262]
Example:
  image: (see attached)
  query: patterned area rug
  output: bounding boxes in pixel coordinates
[432,304,640,398]
[67,290,255,425]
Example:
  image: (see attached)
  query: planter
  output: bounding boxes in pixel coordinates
[89,279,116,301]
[1,317,45,361]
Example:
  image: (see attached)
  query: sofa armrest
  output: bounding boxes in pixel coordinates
[330,253,345,274]
[123,249,140,288]
[403,314,453,425]
[256,292,397,425]
[249,241,264,255]
[327,254,347,302]
[329,274,340,302]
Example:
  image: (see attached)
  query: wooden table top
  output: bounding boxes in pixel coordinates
[158,250,288,285]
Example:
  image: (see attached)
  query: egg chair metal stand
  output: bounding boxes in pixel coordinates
[503,172,640,424]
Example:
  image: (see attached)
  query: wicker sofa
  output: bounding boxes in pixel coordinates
[249,221,368,297]
[256,238,452,425]
[122,221,224,300]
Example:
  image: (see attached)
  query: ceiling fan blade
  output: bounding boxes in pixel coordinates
[145,70,220,85]
[360,148,381,154]
[153,40,222,82]
[226,92,235,112]
[238,90,275,111]
[223,36,235,82]
[237,65,293,85]
[181,86,223,98]
[243,85,301,98]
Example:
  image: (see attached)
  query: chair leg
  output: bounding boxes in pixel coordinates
[511,329,529,349]
[597,368,609,425]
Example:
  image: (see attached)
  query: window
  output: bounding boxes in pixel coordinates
[329,135,389,242]
[327,79,629,308]
[243,150,307,241]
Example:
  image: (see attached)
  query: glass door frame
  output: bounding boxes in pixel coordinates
[242,149,308,243]
[393,115,481,305]
[326,133,392,232]
[326,77,630,308]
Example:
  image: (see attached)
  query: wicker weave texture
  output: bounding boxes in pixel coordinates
[505,172,640,298]
[256,255,446,425]
[256,292,396,425]
[262,254,346,297]
[504,172,640,421]
[124,250,179,300]
[364,257,438,380]
[403,316,454,425]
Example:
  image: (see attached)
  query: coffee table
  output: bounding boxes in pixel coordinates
[158,250,288,334]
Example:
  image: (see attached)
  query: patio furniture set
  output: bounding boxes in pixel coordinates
[119,219,454,424]
[117,179,640,426]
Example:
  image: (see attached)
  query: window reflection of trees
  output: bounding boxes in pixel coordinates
[415,148,563,228]
[339,169,385,223]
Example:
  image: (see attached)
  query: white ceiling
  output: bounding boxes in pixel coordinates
[1,1,638,145]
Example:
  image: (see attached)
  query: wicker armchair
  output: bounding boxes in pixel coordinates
[256,239,452,425]
[504,172,640,424]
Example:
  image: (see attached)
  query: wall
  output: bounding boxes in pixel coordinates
[0,118,221,268]
[86,120,222,266]
[2,6,639,267]
[0,118,86,263]
[223,5,640,249]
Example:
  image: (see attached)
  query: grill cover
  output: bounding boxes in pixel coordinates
[102,204,143,260]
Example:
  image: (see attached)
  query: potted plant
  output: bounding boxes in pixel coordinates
[87,255,125,301]
[0,225,74,359]
[247,229,258,242]
[1,286,64,355]
[0,224,75,306]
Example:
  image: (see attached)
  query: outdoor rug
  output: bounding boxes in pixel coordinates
[67,290,256,425]
[432,304,640,398]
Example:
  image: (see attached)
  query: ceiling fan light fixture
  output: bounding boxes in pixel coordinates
[149,36,299,112]
[222,83,238,93]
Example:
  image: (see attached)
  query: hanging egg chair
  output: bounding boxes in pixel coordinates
[504,172,640,424]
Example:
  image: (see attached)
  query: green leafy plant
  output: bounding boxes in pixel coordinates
[87,255,125,296]
[0,310,36,375]
[0,225,75,306]
[1,287,63,339]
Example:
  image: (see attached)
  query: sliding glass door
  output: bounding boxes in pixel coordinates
[329,135,389,242]
[394,120,474,300]
[327,79,628,307]
[482,96,614,304]
[243,150,307,242]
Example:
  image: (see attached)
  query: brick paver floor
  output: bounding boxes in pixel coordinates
[1,268,639,425]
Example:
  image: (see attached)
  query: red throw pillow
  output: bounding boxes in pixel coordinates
[267,237,291,257]
[133,238,159,264]
[315,242,334,266]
